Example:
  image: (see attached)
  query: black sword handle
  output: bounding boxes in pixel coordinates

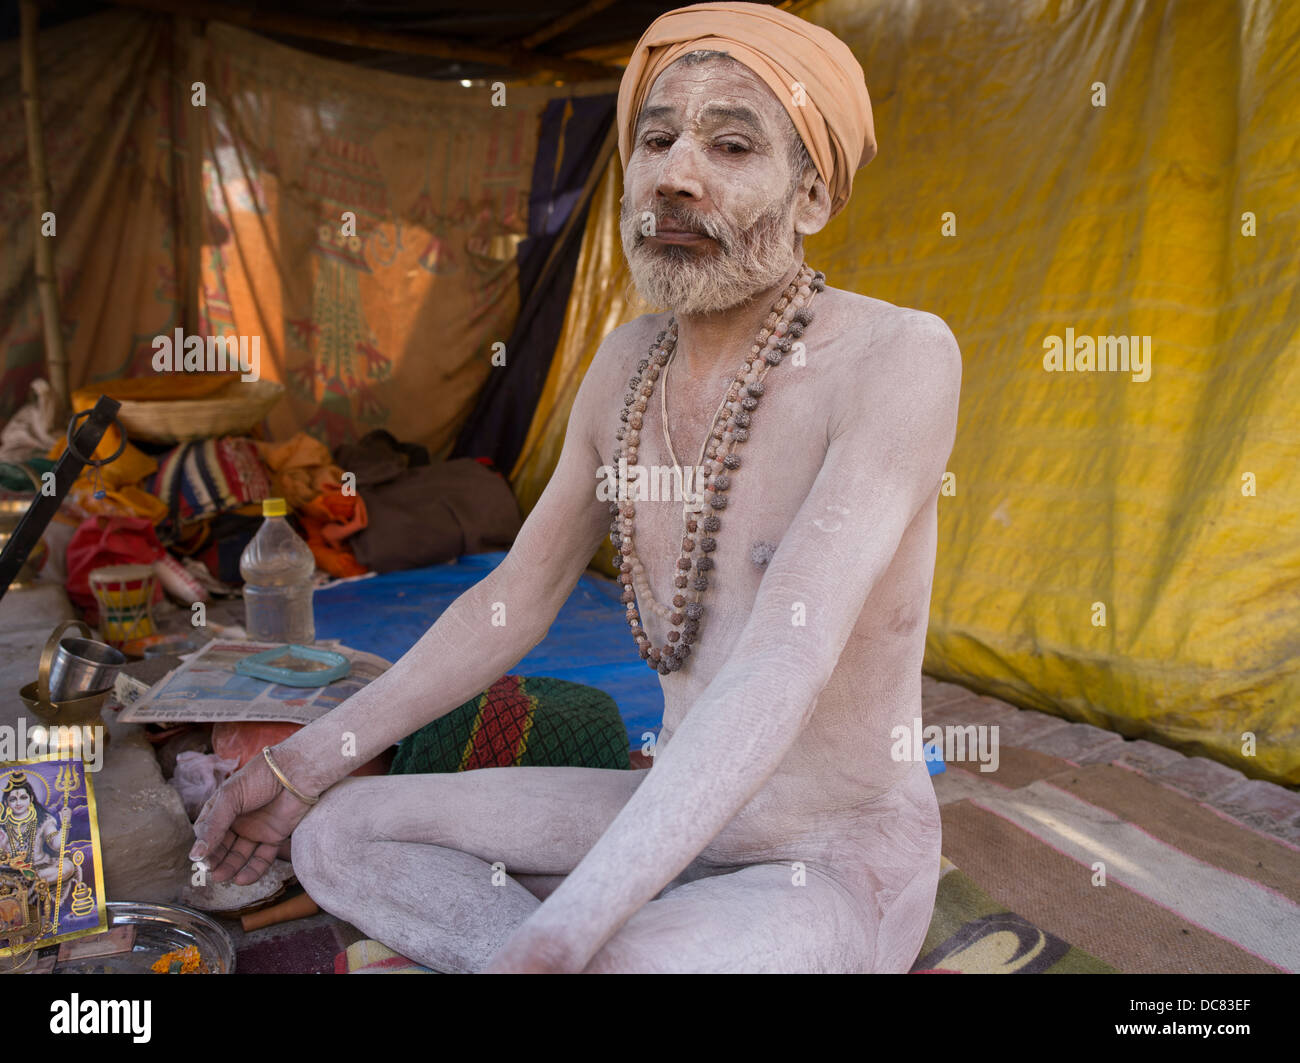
[0,395,122,603]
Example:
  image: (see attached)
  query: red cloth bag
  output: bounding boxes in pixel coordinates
[65,516,166,620]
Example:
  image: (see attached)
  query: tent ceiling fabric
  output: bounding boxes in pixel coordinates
[1,0,709,79]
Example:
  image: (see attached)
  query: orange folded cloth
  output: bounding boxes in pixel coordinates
[48,401,167,523]
[299,485,368,578]
[255,432,343,512]
[75,375,235,401]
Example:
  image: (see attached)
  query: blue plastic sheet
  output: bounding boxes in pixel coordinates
[314,552,664,750]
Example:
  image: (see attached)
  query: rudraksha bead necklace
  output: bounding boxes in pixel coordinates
[608,262,826,675]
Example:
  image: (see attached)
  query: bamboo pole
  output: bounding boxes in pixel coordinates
[19,0,70,423]
[180,15,204,335]
[107,0,621,81]
[519,0,618,50]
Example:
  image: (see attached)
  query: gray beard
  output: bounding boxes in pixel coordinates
[620,194,800,316]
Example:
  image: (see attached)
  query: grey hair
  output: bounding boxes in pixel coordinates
[676,48,734,65]
[786,127,814,194]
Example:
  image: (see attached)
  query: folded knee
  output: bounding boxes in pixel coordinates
[290,782,363,891]
[583,927,677,974]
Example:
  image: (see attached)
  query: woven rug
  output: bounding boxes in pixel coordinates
[236,922,358,975]
[936,760,1300,973]
[909,858,1113,973]
[341,939,437,974]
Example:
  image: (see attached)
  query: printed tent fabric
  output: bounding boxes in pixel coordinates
[0,10,605,457]
[512,0,1300,783]
[196,22,611,456]
[0,11,186,420]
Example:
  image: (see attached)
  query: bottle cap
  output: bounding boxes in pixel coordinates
[262,497,287,517]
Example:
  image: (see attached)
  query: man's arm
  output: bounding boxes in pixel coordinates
[497,311,962,970]
[275,331,622,796]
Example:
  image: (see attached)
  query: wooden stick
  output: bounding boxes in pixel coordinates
[179,15,204,335]
[558,39,639,66]
[107,0,621,81]
[0,396,122,601]
[19,0,70,423]
[519,0,618,50]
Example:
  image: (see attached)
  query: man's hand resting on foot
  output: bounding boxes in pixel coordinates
[190,752,317,886]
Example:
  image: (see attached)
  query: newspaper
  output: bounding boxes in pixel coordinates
[117,639,391,725]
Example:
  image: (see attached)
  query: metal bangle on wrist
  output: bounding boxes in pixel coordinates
[262,746,320,806]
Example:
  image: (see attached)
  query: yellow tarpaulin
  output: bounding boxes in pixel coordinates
[511,0,1300,783]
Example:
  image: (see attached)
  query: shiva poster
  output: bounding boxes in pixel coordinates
[0,757,107,959]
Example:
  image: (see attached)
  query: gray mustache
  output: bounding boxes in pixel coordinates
[646,211,731,251]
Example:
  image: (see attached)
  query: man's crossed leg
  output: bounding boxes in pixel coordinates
[290,765,901,973]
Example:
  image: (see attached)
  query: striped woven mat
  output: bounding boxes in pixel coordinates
[931,748,1300,973]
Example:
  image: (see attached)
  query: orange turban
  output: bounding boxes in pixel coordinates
[616,1,876,219]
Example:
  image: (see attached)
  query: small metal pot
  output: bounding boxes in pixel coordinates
[40,620,125,704]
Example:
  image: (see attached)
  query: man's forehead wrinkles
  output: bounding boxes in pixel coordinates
[696,103,766,133]
[636,103,677,133]
[645,62,780,111]
[636,98,775,141]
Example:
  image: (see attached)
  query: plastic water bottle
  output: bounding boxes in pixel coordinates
[240,498,316,644]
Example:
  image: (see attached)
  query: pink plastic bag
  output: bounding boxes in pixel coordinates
[169,751,239,821]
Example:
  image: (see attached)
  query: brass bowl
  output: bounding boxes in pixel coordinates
[19,682,110,729]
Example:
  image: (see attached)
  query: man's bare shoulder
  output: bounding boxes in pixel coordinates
[575,312,669,415]
[822,287,959,374]
[572,312,672,452]
[817,288,962,434]
[591,311,673,377]
[820,288,958,357]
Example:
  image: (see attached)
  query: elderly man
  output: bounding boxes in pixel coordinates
[192,1,961,974]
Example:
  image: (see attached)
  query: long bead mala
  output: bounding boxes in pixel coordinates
[608,263,826,674]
